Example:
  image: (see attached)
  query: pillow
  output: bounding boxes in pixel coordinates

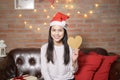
[93,54,118,80]
[74,51,103,80]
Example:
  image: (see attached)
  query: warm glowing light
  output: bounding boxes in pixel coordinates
[51,5,55,9]
[29,25,32,29]
[65,5,74,9]
[95,4,99,7]
[37,27,40,31]
[77,11,81,14]
[47,15,50,19]
[66,0,72,3]
[67,13,70,16]
[43,9,47,12]
[69,0,72,2]
[89,10,93,14]
[84,14,88,18]
[34,9,37,12]
[56,0,59,3]
[51,5,54,7]
[70,5,74,9]
[17,1,99,32]
[24,21,27,24]
[52,7,55,9]
[65,5,68,8]
[44,22,47,25]
[18,14,22,17]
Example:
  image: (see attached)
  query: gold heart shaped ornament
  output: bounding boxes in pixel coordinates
[68,35,82,49]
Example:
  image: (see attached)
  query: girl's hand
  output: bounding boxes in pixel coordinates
[72,49,79,63]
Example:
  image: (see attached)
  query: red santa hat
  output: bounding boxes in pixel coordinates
[50,12,69,29]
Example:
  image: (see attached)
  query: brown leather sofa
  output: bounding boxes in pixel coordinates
[0,48,120,80]
[0,48,44,80]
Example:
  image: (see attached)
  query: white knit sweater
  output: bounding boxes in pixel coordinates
[41,43,77,80]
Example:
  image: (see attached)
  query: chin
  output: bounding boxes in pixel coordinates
[54,39,62,43]
[55,40,61,42]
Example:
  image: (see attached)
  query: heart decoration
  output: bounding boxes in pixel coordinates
[68,35,82,49]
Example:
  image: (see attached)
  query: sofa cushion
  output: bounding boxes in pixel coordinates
[74,51,103,80]
[93,53,118,80]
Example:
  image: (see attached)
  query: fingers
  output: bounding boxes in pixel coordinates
[73,49,79,55]
[74,53,78,55]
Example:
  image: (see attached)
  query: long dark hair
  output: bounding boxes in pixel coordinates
[46,26,70,65]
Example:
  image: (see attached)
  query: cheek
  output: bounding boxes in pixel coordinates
[51,31,54,36]
[60,32,64,37]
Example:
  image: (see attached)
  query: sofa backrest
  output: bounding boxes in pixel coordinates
[80,47,108,55]
[1,47,119,80]
[8,48,43,80]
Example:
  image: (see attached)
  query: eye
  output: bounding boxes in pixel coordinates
[58,29,62,32]
[51,29,55,32]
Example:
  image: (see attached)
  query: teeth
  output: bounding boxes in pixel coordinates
[54,37,59,38]
[55,38,59,39]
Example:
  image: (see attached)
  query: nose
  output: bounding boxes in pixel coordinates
[55,31,59,35]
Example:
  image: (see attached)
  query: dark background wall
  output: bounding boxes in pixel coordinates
[0,0,120,54]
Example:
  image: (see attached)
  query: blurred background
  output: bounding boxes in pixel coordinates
[0,0,119,54]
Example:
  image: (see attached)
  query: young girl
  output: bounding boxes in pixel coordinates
[41,12,79,80]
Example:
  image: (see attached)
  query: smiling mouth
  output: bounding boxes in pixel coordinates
[54,36,60,39]
[54,37,60,39]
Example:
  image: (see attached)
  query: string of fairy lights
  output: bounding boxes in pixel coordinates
[17,0,99,32]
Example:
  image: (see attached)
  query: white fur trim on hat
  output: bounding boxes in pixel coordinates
[50,21,67,29]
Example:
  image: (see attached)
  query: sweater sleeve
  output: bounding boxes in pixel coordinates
[41,44,52,80]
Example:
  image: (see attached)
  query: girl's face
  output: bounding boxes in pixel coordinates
[51,25,64,44]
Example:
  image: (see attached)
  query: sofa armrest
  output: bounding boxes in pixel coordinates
[0,55,18,80]
[109,54,120,80]
[109,61,120,80]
